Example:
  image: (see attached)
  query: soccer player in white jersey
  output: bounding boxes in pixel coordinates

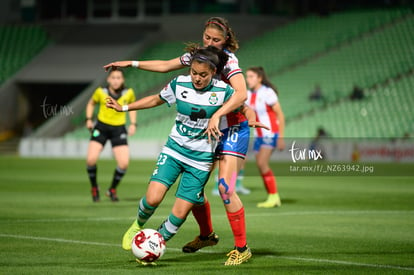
[104,17,261,265]
[106,46,236,264]
[246,67,286,208]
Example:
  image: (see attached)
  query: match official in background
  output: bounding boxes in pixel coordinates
[85,68,137,202]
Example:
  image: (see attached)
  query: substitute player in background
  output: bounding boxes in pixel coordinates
[246,67,285,208]
[85,69,137,202]
[104,17,258,265]
[106,46,241,265]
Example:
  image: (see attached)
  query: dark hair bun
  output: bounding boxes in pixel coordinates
[190,46,229,75]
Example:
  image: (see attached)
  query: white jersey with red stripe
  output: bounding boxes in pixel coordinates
[246,85,279,137]
[180,49,246,129]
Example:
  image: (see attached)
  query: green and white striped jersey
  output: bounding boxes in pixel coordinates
[159,75,234,171]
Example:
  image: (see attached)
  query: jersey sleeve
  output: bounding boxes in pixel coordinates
[245,90,252,105]
[223,85,235,102]
[159,78,177,106]
[92,88,101,103]
[222,53,242,80]
[127,88,136,103]
[264,88,278,106]
[179,52,191,66]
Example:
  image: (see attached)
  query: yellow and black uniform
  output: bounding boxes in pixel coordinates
[91,87,135,147]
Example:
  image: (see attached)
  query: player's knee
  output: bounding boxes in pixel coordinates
[145,195,161,208]
[218,178,235,203]
[115,154,129,169]
[171,208,190,220]
[259,167,270,176]
[86,157,97,167]
[218,184,234,197]
[118,161,128,170]
[256,161,269,173]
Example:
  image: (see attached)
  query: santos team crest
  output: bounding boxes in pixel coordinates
[208,93,218,105]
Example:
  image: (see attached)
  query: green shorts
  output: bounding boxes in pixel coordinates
[150,153,211,205]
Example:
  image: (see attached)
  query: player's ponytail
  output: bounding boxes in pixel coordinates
[184,42,200,56]
[204,17,239,53]
[247,67,279,95]
[190,46,229,75]
[206,46,229,75]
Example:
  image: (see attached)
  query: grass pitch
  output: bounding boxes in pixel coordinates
[0,157,413,274]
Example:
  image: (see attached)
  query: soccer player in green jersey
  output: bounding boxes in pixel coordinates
[106,46,234,264]
[104,17,259,265]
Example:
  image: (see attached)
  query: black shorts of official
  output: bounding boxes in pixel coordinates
[90,120,128,147]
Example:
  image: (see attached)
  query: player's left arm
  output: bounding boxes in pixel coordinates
[272,102,285,151]
[206,73,247,140]
[106,94,165,112]
[240,104,270,130]
[128,110,137,136]
[127,90,137,136]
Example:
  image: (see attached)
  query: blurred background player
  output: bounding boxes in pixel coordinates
[309,127,329,160]
[85,68,137,202]
[245,67,285,208]
[308,84,324,101]
[104,16,260,265]
[106,46,240,265]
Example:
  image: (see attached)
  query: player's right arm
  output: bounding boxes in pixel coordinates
[103,57,185,73]
[272,102,285,151]
[239,104,270,130]
[85,98,95,130]
[106,94,165,112]
[86,88,101,130]
[204,58,247,140]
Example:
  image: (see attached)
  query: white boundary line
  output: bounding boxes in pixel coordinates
[0,233,118,247]
[0,233,183,252]
[2,210,413,223]
[0,233,413,271]
[0,233,189,254]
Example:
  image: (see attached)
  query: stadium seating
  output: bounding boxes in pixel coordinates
[237,9,409,75]
[275,12,414,119]
[121,8,412,127]
[65,8,414,140]
[0,25,50,84]
[284,74,414,138]
[133,114,176,139]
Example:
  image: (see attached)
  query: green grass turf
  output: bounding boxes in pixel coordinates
[0,156,413,274]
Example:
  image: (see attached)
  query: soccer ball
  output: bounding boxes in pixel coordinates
[131,229,166,263]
